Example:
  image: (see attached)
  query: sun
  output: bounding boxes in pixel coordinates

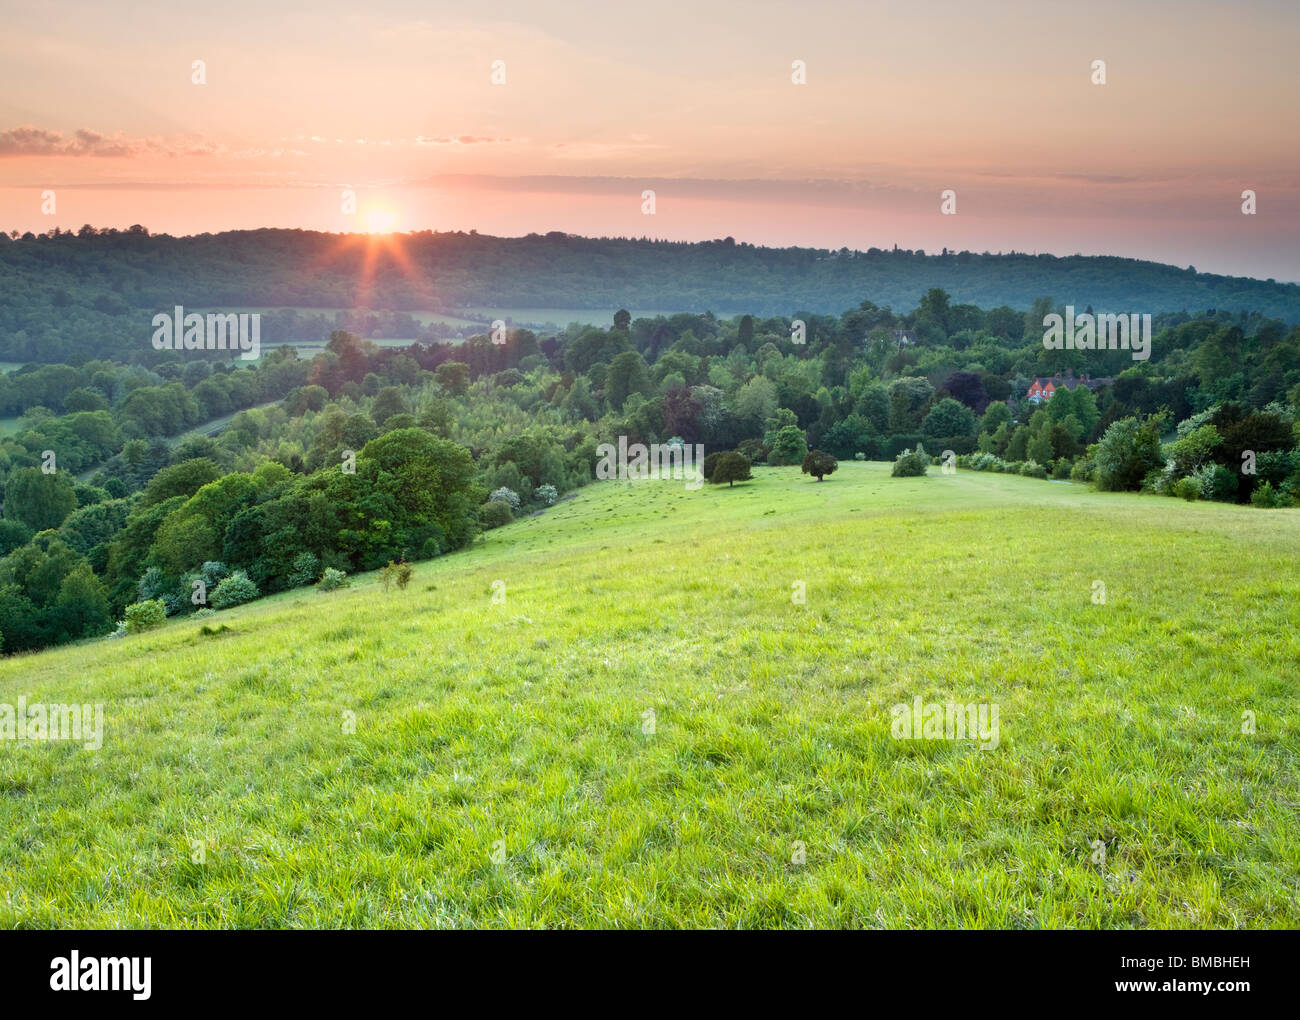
[363,207,397,233]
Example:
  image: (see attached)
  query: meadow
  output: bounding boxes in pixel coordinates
[1,463,1296,928]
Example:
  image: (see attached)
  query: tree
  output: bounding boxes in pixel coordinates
[939,371,989,414]
[358,429,480,551]
[605,351,652,411]
[802,449,838,481]
[980,401,1012,435]
[769,425,809,466]
[435,361,470,395]
[733,376,779,433]
[613,309,631,332]
[3,467,78,531]
[710,451,752,487]
[1094,414,1166,491]
[921,398,978,451]
[140,458,221,508]
[888,377,934,434]
[55,562,111,638]
[370,387,407,426]
[738,314,755,348]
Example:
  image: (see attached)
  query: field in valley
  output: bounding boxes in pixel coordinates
[1,463,1296,928]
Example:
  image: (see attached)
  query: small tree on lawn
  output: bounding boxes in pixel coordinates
[769,425,809,466]
[802,449,838,481]
[710,451,752,487]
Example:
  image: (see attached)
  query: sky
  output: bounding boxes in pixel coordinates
[1,0,1297,281]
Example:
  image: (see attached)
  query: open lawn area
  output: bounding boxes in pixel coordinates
[1,463,1296,928]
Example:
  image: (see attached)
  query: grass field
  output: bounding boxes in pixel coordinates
[1,463,1297,928]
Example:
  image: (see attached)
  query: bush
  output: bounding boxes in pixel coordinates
[480,499,514,529]
[382,557,414,591]
[959,451,1007,472]
[536,484,558,506]
[317,567,348,591]
[1193,463,1238,502]
[1095,414,1166,491]
[854,452,865,461]
[801,449,838,481]
[288,551,321,588]
[489,486,521,510]
[891,444,929,477]
[1173,476,1202,501]
[123,599,167,633]
[769,425,809,466]
[199,561,229,586]
[1020,460,1047,479]
[710,451,753,487]
[1250,480,1290,508]
[193,607,217,619]
[702,451,723,482]
[210,570,259,610]
[1051,459,1072,480]
[1070,458,1094,483]
[737,438,769,464]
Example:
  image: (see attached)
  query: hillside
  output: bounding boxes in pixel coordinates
[4,229,1300,362]
[2,463,1296,928]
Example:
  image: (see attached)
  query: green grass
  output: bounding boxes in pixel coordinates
[1,463,1297,929]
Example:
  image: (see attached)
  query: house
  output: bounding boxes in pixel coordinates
[1025,372,1112,404]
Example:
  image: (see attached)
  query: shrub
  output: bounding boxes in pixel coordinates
[710,451,753,487]
[1070,459,1094,482]
[702,451,723,482]
[123,599,167,633]
[1193,463,1238,502]
[1020,460,1047,479]
[737,438,769,464]
[489,486,521,510]
[769,425,809,466]
[382,557,414,591]
[1143,463,1176,495]
[193,607,217,619]
[1250,480,1289,508]
[210,570,259,609]
[536,484,558,506]
[1095,414,1166,491]
[801,449,838,481]
[199,561,229,586]
[970,452,1009,473]
[854,452,865,461]
[480,499,514,529]
[891,444,929,477]
[288,551,321,588]
[318,567,348,591]
[1173,476,1202,501]
[1051,459,1072,480]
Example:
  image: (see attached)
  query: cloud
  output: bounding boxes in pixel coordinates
[0,125,221,158]
[414,135,510,146]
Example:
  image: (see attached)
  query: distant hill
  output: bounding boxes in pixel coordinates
[2,227,1299,362]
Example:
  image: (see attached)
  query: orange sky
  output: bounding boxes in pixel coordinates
[2,0,1297,280]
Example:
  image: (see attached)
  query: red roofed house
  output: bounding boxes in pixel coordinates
[1025,372,1111,404]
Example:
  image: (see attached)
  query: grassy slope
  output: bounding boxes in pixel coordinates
[1,463,1297,929]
